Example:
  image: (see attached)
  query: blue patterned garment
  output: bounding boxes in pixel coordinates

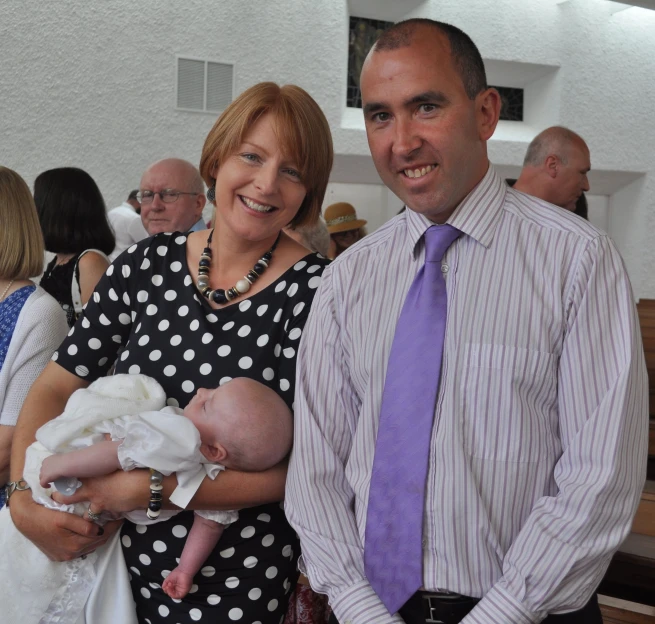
[0,285,35,372]
[0,285,35,509]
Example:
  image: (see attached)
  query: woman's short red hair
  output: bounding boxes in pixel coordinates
[200,82,333,228]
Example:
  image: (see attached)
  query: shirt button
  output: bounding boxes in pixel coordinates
[422,537,428,547]
[441,264,449,274]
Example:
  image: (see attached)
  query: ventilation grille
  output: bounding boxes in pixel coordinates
[176,56,233,113]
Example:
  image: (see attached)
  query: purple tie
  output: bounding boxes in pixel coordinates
[364,224,462,614]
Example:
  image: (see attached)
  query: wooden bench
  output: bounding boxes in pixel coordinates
[596,302,655,619]
[632,481,655,538]
[637,300,655,421]
[600,597,655,623]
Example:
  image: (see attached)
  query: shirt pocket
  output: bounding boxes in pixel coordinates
[460,343,559,463]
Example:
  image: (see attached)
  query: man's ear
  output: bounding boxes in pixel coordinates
[196,192,206,216]
[200,442,228,463]
[476,87,501,141]
[545,155,559,179]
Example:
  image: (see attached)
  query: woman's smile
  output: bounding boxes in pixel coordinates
[239,195,276,214]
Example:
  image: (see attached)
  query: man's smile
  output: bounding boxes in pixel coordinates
[402,164,436,179]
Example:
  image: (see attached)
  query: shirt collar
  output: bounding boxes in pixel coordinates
[404,164,507,257]
[189,218,208,232]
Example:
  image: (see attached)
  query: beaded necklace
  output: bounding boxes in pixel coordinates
[196,229,281,305]
[0,279,14,301]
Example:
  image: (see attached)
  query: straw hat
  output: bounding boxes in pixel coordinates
[324,202,367,234]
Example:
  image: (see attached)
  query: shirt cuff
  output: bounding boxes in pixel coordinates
[169,469,205,509]
[330,579,405,624]
[460,585,547,624]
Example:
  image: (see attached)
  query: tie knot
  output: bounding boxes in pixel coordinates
[423,224,462,263]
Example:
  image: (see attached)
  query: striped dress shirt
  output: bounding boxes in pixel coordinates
[285,165,649,624]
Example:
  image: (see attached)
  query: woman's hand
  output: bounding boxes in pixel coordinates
[10,489,121,561]
[52,468,150,516]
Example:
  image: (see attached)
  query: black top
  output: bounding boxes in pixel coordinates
[54,233,327,407]
[40,254,81,327]
[53,232,329,623]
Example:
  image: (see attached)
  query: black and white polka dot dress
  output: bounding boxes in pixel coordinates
[53,232,329,624]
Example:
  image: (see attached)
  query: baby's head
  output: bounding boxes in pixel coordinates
[183,378,293,471]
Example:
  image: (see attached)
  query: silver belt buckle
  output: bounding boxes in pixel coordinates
[424,592,464,624]
[426,604,445,623]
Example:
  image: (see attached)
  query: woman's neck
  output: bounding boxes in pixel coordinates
[0,278,32,300]
[55,253,76,266]
[209,227,280,280]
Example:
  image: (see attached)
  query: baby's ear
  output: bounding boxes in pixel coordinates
[200,442,227,463]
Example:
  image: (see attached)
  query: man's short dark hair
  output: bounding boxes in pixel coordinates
[128,189,139,201]
[373,18,487,100]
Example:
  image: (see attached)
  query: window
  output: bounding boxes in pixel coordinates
[493,86,524,122]
[347,17,524,122]
[347,16,392,108]
[176,56,234,113]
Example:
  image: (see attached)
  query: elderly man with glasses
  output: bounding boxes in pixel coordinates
[108,189,147,260]
[137,158,207,236]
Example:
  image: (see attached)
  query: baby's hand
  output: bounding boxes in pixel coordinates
[39,455,61,488]
[162,567,193,600]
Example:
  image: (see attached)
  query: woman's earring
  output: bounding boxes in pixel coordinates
[206,186,216,203]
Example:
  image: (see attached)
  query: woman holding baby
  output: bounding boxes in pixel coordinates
[8,82,333,623]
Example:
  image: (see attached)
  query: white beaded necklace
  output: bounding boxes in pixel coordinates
[0,279,14,301]
[196,229,280,305]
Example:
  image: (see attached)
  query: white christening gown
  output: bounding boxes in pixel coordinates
[0,374,235,624]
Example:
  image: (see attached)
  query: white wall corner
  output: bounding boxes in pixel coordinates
[608,176,649,298]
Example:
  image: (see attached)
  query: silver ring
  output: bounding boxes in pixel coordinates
[87,509,102,522]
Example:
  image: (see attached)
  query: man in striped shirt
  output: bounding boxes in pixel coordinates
[286,18,648,624]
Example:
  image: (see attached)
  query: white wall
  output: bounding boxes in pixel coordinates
[1,0,654,296]
[587,195,610,233]
[0,0,345,206]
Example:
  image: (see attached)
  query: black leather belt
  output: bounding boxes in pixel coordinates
[398,591,480,624]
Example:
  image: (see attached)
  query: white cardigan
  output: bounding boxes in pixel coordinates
[0,286,69,426]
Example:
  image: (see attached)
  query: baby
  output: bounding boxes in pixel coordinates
[38,375,293,600]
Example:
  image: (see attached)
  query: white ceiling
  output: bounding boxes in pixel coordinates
[484,60,558,89]
[347,0,427,22]
[608,0,655,9]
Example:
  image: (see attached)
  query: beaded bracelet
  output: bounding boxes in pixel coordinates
[147,468,164,519]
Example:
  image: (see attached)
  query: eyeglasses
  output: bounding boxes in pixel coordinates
[136,189,200,204]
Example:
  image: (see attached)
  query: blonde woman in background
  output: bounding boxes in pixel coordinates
[0,166,68,509]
